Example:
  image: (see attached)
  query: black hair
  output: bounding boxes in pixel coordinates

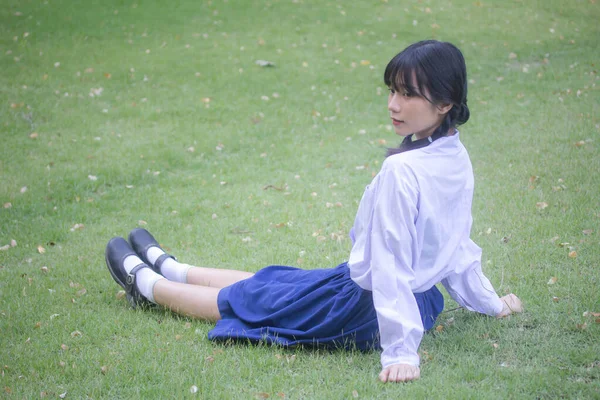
[383,40,470,156]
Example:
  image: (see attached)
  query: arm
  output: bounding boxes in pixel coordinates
[441,241,521,317]
[366,163,424,380]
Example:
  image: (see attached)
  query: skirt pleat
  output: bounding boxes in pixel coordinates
[208,262,444,350]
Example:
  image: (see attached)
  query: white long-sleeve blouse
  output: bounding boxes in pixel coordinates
[348,132,504,368]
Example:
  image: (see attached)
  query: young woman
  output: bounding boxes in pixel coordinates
[105,40,523,383]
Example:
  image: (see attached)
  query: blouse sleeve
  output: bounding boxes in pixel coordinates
[368,161,424,368]
[441,240,503,316]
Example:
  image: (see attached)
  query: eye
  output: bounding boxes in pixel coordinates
[402,91,411,97]
[388,87,395,94]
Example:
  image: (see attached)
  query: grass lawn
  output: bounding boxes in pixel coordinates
[1,0,599,398]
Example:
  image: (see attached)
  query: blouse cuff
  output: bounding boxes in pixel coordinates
[381,354,420,368]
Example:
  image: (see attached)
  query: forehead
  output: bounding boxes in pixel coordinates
[391,70,417,87]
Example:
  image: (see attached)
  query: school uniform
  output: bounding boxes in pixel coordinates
[208,132,503,368]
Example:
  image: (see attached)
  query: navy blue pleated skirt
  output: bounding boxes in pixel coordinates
[208,262,444,351]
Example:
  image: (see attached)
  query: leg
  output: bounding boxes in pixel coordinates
[185,265,254,288]
[153,279,222,321]
[128,228,254,288]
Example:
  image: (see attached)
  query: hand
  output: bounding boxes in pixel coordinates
[378,364,420,383]
[496,293,523,318]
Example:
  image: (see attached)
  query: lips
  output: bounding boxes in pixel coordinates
[391,118,404,126]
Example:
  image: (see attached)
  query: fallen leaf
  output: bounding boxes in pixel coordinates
[60,344,69,351]
[568,251,577,258]
[536,202,548,210]
[255,60,275,67]
[255,392,270,399]
[70,330,82,338]
[190,385,198,394]
[88,175,98,181]
[37,245,46,254]
[34,322,41,329]
[352,390,359,398]
[3,203,11,208]
[76,288,87,297]
[435,325,444,332]
[101,366,108,375]
[70,223,84,232]
[59,392,67,399]
[582,229,593,235]
[116,290,126,299]
[547,277,557,285]
[20,186,27,193]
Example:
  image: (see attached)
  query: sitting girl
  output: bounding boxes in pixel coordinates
[105,39,523,383]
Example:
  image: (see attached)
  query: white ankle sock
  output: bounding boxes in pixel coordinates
[146,246,191,283]
[123,255,163,303]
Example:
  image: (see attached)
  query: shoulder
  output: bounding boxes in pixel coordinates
[375,154,420,195]
[380,152,423,183]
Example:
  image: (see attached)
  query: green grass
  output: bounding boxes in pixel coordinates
[1,0,599,398]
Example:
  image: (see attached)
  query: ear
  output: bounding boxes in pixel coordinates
[436,103,453,115]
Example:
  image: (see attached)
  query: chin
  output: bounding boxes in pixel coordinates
[394,130,412,138]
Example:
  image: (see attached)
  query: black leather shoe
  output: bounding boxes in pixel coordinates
[105,236,152,308]
[128,228,176,275]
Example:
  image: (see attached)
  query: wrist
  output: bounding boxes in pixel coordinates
[496,298,510,318]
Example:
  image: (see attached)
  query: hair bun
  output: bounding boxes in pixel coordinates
[455,102,470,125]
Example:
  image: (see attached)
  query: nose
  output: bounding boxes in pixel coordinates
[388,93,401,113]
